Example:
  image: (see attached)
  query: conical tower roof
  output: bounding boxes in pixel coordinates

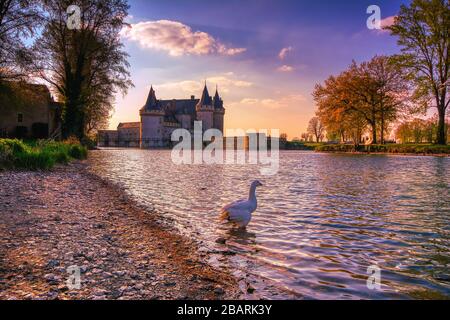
[143,85,159,110]
[196,83,212,108]
[213,85,223,109]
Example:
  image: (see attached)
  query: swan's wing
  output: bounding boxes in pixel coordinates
[221,199,245,211]
[227,208,251,223]
[220,200,253,222]
[221,199,253,212]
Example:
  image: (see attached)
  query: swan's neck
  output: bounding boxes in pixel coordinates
[248,185,257,202]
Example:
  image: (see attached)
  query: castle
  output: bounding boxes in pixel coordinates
[98,83,225,148]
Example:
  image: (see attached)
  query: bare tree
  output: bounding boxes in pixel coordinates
[307,117,324,142]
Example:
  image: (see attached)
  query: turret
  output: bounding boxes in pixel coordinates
[213,85,225,133]
[213,85,223,109]
[196,83,214,131]
[140,85,164,148]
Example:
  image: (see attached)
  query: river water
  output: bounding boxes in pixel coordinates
[88,149,449,299]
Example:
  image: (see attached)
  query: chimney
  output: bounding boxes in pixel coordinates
[191,95,195,100]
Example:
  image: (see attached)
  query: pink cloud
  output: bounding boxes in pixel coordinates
[278,46,293,60]
[277,65,294,72]
[378,16,397,33]
[121,20,246,57]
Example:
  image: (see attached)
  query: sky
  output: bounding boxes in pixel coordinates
[111,0,409,139]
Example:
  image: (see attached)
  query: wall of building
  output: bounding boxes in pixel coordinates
[118,127,140,147]
[0,83,53,138]
[196,110,214,131]
[175,114,192,130]
[141,115,164,148]
[162,122,182,145]
[97,130,119,147]
[213,112,224,133]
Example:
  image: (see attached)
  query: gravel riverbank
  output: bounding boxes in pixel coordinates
[0,162,240,300]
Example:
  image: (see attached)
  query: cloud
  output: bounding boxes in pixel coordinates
[156,74,253,96]
[121,20,246,57]
[373,16,397,34]
[235,94,306,109]
[277,65,294,72]
[278,46,293,60]
[381,16,396,28]
[157,80,203,94]
[240,98,259,104]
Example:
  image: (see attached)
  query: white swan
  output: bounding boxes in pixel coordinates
[219,180,263,228]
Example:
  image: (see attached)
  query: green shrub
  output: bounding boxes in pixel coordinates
[0,138,88,170]
[0,140,14,168]
[1,139,28,153]
[15,150,55,170]
[69,144,88,159]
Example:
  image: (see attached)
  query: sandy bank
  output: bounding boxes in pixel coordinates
[0,162,240,300]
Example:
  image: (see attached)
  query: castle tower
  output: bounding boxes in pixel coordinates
[139,86,165,148]
[195,83,214,131]
[213,85,225,133]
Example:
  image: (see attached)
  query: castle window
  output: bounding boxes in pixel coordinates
[17,113,23,123]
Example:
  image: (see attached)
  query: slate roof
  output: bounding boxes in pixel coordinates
[196,84,213,107]
[159,99,199,115]
[118,122,140,129]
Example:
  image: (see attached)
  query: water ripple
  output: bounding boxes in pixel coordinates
[88,150,450,299]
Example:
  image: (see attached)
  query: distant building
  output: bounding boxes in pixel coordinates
[0,82,61,139]
[98,83,225,148]
[117,122,140,147]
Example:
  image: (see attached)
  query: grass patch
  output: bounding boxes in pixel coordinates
[0,139,87,170]
[315,143,450,154]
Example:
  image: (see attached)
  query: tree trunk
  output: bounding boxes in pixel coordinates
[436,105,446,145]
[62,79,85,140]
[371,122,377,144]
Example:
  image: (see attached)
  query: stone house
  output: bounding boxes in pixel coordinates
[0,82,61,139]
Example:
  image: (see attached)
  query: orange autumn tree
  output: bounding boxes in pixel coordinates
[313,56,408,144]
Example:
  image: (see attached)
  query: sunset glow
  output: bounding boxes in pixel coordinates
[111,0,406,139]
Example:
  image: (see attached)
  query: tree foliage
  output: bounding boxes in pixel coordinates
[395,116,449,143]
[313,56,407,145]
[387,0,450,144]
[34,0,133,139]
[0,0,41,80]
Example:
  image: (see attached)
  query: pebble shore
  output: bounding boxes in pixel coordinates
[0,162,240,300]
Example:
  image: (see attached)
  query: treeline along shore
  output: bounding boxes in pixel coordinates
[281,141,450,155]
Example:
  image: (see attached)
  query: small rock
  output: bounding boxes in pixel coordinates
[44,273,60,284]
[247,285,255,294]
[47,290,59,300]
[214,287,225,295]
[57,284,68,292]
[46,259,60,268]
[164,281,176,287]
[215,237,227,244]
[135,283,144,290]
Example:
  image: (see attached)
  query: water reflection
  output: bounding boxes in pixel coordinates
[88,150,450,299]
